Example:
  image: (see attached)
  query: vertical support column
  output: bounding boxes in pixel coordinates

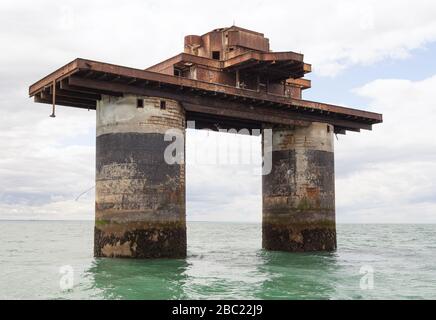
[262,122,336,252]
[94,94,186,258]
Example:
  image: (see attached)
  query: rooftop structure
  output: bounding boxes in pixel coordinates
[29,26,382,134]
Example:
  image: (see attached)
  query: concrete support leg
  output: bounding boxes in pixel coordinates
[94,95,186,258]
[262,122,336,252]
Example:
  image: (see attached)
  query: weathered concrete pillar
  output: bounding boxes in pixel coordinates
[94,94,186,258]
[262,122,336,252]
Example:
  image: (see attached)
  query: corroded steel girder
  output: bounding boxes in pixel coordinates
[29,58,382,134]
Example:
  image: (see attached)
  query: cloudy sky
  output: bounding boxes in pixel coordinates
[1,0,435,223]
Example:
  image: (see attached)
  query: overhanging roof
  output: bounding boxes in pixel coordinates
[146,51,310,81]
[223,51,308,80]
[29,58,382,134]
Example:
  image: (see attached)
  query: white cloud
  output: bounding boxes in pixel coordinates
[336,75,436,223]
[0,199,94,221]
[186,130,262,222]
[2,0,436,79]
[0,102,95,219]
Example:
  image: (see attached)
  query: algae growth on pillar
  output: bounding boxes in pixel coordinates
[94,94,186,258]
[262,122,336,252]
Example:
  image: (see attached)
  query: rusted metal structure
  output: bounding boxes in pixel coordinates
[29,26,382,258]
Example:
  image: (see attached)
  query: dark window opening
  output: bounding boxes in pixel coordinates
[137,99,144,108]
[160,100,166,110]
[212,51,220,60]
[174,68,182,77]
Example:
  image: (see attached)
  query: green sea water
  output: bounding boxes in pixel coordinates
[0,221,435,299]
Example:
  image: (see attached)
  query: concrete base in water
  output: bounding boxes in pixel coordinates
[262,122,336,252]
[95,95,186,258]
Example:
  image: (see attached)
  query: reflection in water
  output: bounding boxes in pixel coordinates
[85,223,341,300]
[87,258,190,299]
[256,251,340,299]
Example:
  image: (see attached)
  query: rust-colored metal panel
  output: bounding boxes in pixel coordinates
[29,59,80,96]
[287,78,311,90]
[184,34,202,55]
[227,30,269,52]
[65,75,374,131]
[223,51,303,69]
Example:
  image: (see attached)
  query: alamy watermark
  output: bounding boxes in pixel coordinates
[359,265,374,290]
[59,265,74,291]
[163,121,272,175]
